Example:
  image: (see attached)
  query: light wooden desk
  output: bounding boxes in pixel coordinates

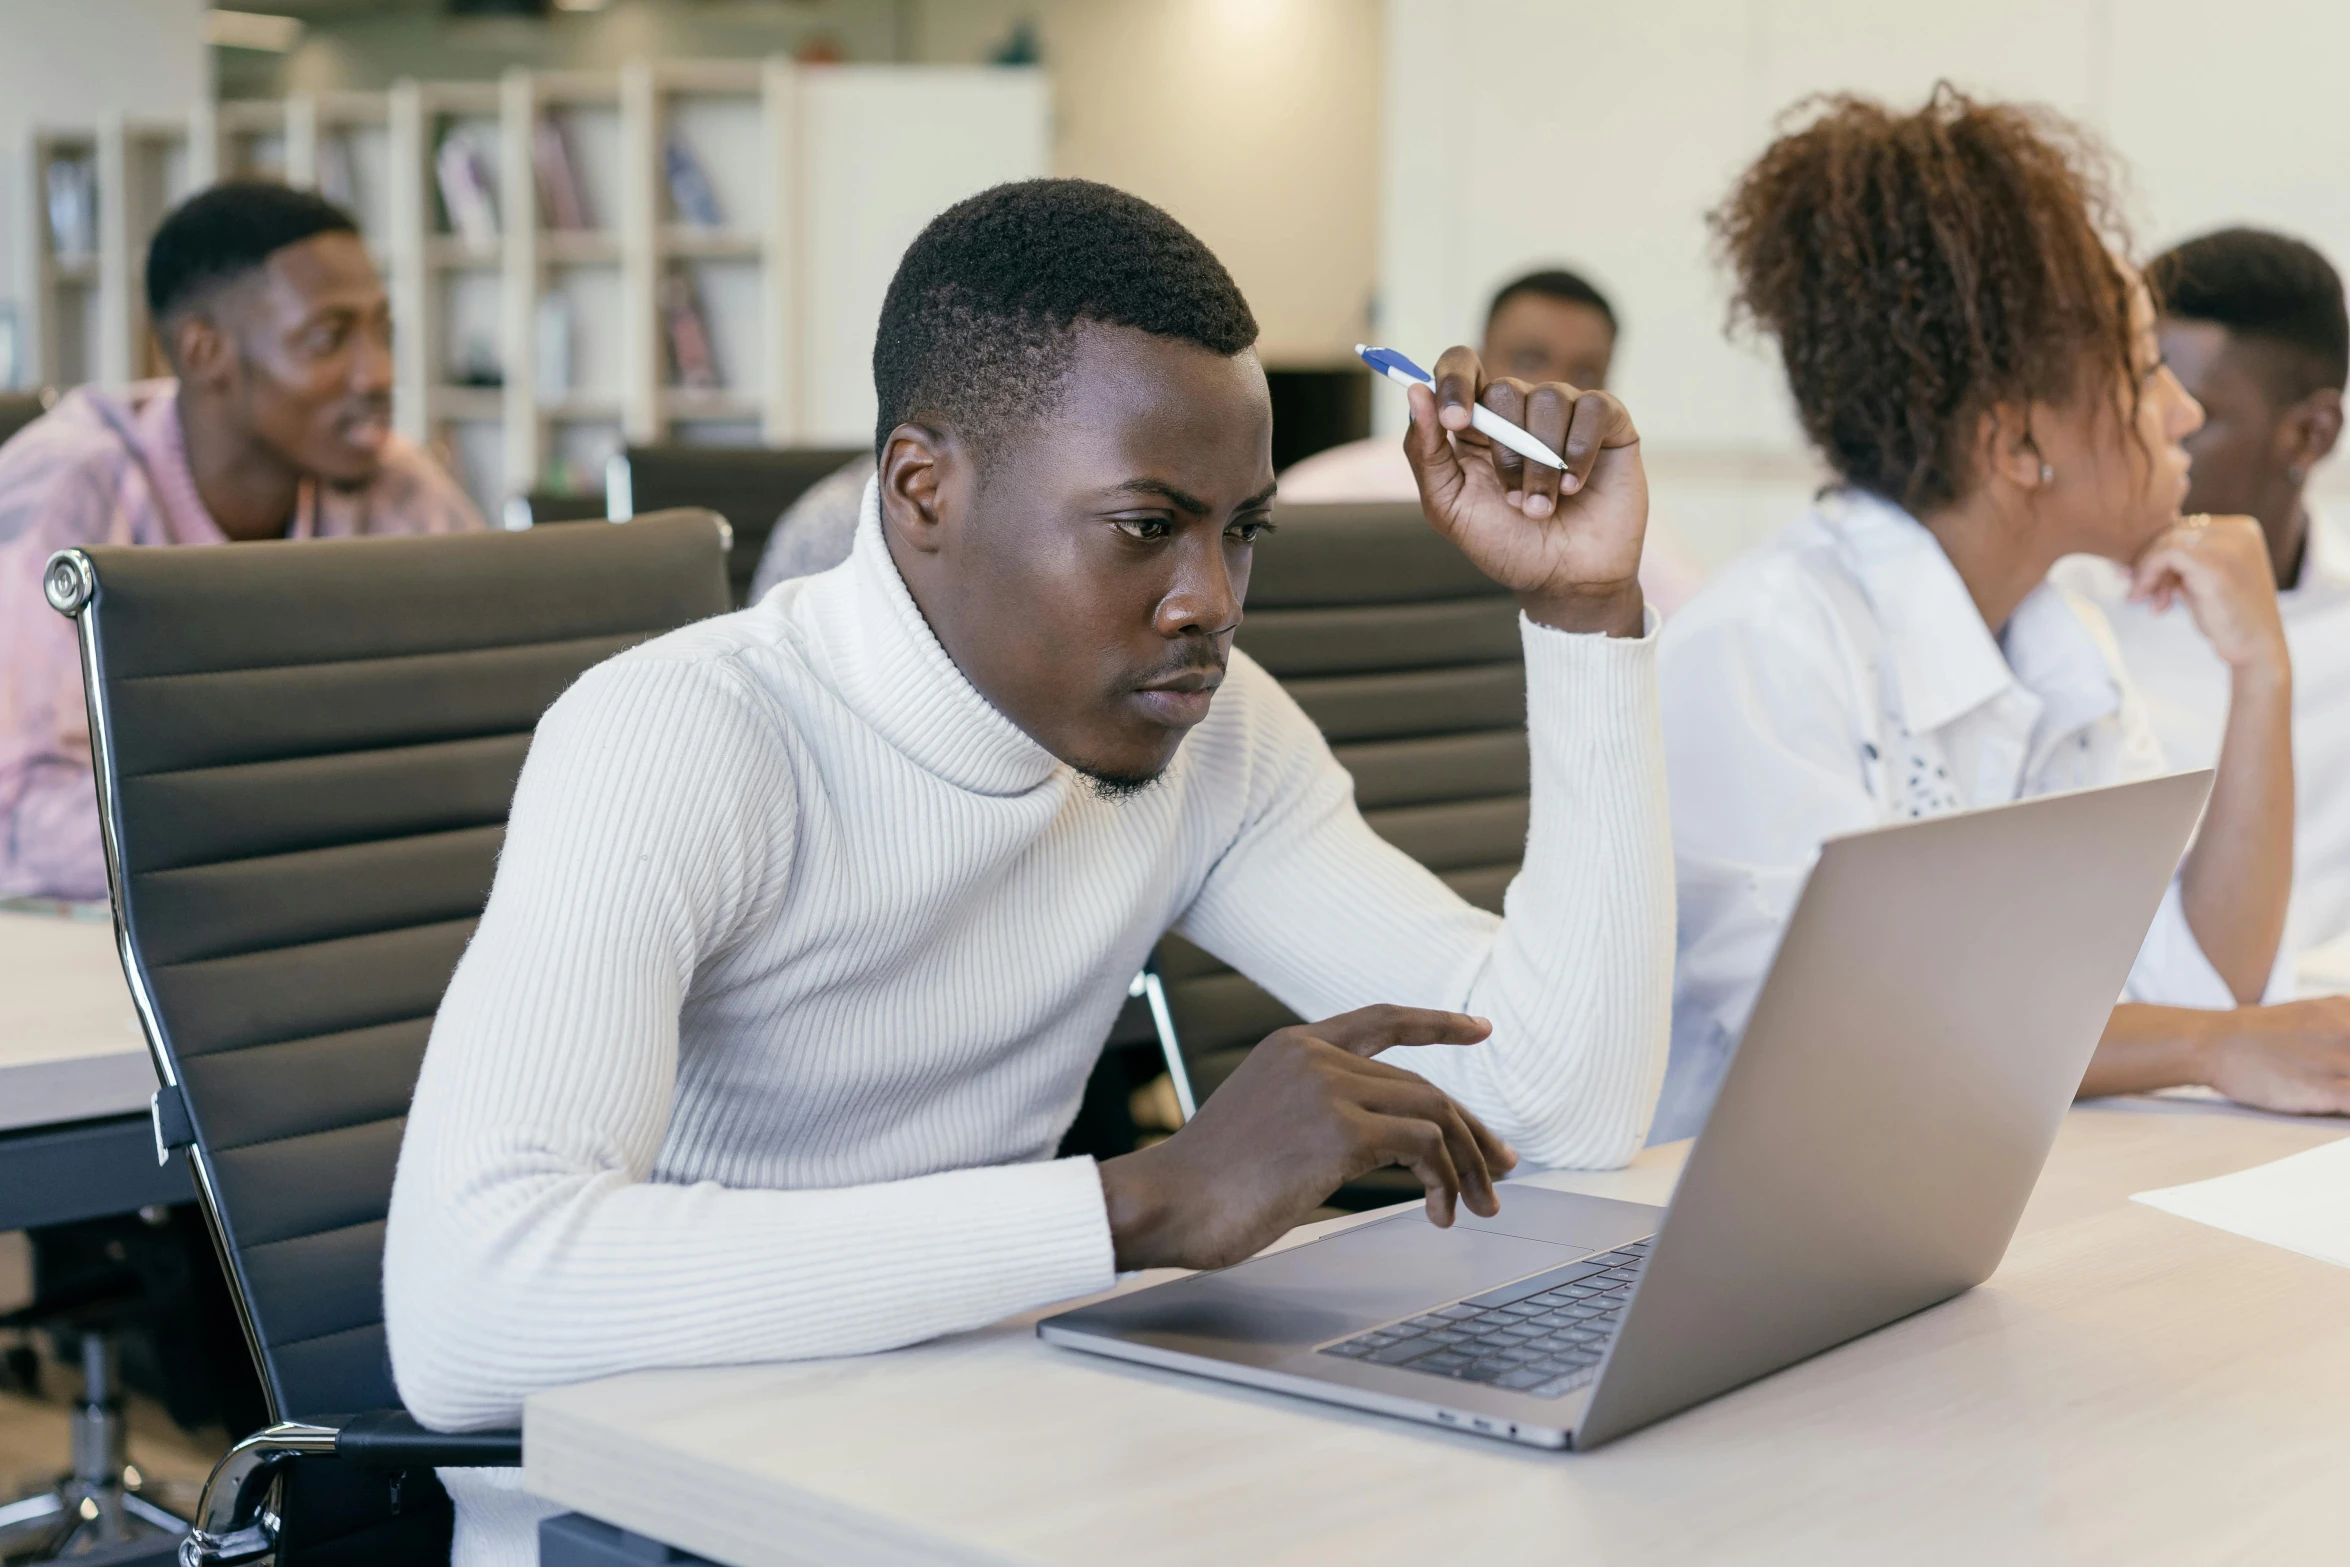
[0,906,187,1230]
[524,1106,2350,1566]
[0,907,153,1133]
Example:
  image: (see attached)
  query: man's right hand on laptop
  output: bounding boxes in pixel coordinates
[1096,1005,1519,1272]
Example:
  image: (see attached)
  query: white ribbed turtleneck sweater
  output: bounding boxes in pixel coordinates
[384,486,1673,1565]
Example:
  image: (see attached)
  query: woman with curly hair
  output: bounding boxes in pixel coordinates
[1653,86,2348,1142]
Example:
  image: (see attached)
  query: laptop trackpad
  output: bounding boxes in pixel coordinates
[1101,1217,1581,1356]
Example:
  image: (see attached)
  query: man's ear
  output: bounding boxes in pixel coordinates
[878,420,964,557]
[2286,386,2344,474]
[166,310,235,394]
[1976,400,2051,494]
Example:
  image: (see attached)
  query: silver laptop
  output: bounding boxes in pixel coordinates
[1040,771,2213,1449]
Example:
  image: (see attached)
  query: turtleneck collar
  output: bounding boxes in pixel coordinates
[795,477,1063,797]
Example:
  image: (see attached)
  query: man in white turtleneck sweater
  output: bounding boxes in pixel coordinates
[385,180,1674,1564]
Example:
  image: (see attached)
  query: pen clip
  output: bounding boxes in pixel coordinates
[1356,344,1432,385]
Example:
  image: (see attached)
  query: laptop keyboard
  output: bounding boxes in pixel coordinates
[1318,1238,1651,1399]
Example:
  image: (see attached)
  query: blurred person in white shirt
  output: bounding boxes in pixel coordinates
[1280,269,1706,615]
[2056,229,2350,972]
[1651,88,2350,1143]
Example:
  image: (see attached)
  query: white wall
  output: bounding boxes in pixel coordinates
[798,68,1054,445]
[1382,0,2350,565]
[922,0,1382,367]
[0,0,209,375]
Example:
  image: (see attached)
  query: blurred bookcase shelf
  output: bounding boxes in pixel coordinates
[426,237,503,268]
[16,115,201,390]
[10,62,1048,520]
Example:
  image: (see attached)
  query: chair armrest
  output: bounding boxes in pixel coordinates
[180,1410,521,1565]
[333,1407,523,1469]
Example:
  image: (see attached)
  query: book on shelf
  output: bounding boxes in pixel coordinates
[658,267,720,390]
[534,115,592,230]
[456,334,503,389]
[435,133,498,247]
[662,136,723,227]
[45,156,96,261]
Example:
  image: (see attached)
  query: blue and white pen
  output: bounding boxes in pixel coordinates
[1356,344,1569,471]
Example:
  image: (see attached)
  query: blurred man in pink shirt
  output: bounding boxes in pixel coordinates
[0,181,483,901]
[1283,268,1706,615]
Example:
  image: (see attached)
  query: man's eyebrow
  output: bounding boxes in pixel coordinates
[1108,478,1213,514]
[1105,479,1280,515]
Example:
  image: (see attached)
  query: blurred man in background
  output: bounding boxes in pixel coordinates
[749,267,1708,612]
[0,180,483,902]
[2059,228,2350,968]
[1279,267,1705,614]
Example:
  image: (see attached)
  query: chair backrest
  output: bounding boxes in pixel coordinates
[606,444,866,604]
[44,512,732,1425]
[0,387,57,449]
[500,489,612,530]
[1155,502,1528,1103]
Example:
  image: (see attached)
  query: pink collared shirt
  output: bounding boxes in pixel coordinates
[0,379,484,900]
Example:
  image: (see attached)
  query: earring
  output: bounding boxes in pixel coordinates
[2289,463,2307,484]
[2039,462,2055,484]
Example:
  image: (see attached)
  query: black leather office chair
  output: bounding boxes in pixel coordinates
[498,490,612,531]
[44,512,733,1566]
[1141,503,1528,1201]
[604,444,865,605]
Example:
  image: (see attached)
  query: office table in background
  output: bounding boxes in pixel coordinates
[0,908,189,1229]
[526,1106,2350,1566]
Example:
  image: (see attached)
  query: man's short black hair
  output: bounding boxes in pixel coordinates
[146,180,360,325]
[1486,267,1617,334]
[2149,228,2349,401]
[872,178,1259,461]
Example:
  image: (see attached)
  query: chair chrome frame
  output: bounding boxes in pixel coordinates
[46,548,276,1417]
[1129,969,1196,1123]
[46,547,528,1567]
[178,1423,338,1567]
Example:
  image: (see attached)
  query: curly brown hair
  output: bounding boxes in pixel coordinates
[1712,84,2137,516]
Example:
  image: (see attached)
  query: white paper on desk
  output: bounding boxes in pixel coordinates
[2133,1136,2350,1269]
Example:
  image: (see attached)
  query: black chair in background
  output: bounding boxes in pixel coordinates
[499,490,611,531]
[0,387,58,449]
[604,444,865,605]
[44,512,733,1566]
[1265,366,1371,473]
[1140,502,1530,1205]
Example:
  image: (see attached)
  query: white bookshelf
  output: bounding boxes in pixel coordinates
[20,130,101,390]
[16,115,201,391]
[11,64,1049,518]
[100,116,200,386]
[503,67,626,498]
[388,78,505,507]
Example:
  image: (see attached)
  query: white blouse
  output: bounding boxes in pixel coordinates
[2055,510,2350,971]
[1651,488,2283,1143]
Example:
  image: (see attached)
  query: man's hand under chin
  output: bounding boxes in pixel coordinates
[1402,345,1650,639]
[1095,1006,1518,1272]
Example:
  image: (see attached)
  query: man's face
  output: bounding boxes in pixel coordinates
[1481,294,1614,390]
[2162,315,2292,523]
[204,230,395,486]
[885,323,1276,789]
